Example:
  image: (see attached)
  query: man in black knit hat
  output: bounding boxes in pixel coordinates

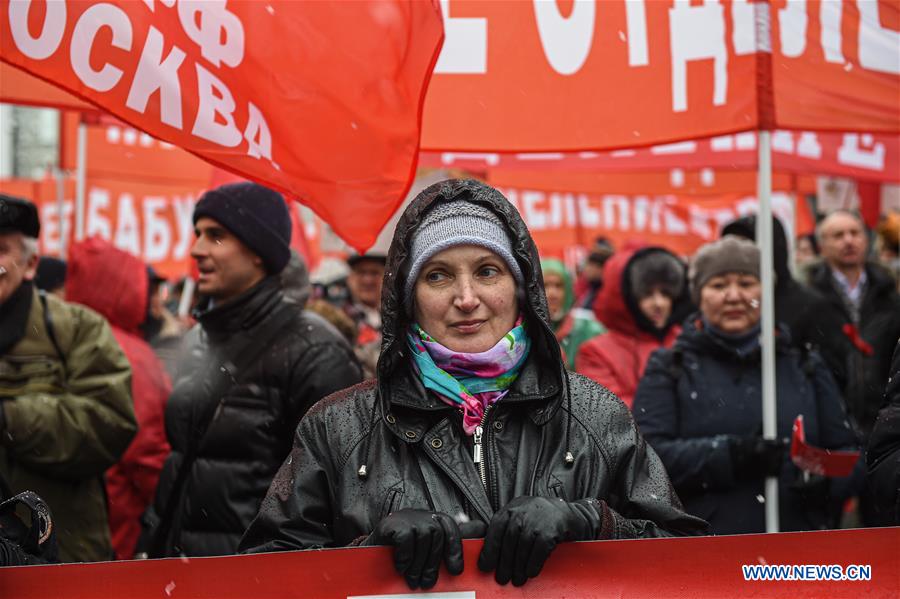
[142,182,362,557]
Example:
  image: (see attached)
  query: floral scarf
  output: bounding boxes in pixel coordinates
[407,319,531,435]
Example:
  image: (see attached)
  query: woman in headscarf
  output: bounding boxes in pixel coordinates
[576,246,690,409]
[540,258,605,369]
[633,236,858,534]
[240,180,705,588]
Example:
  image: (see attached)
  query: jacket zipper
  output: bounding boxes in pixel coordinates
[473,406,491,489]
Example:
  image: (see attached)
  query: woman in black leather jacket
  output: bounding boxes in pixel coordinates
[240,179,706,588]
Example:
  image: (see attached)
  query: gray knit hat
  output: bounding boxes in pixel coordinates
[403,200,524,305]
[689,235,760,304]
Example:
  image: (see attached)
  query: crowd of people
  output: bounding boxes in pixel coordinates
[1,180,899,588]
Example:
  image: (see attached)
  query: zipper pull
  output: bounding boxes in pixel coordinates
[473,425,483,465]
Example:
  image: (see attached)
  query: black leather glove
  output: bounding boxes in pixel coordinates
[363,509,485,589]
[729,436,788,479]
[478,496,607,586]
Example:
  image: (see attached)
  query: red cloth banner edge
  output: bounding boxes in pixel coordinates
[1,528,897,599]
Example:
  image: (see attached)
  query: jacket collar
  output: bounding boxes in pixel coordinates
[194,276,284,342]
[676,314,792,362]
[0,281,33,354]
[383,350,563,442]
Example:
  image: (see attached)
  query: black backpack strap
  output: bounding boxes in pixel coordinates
[148,305,298,557]
[38,291,67,379]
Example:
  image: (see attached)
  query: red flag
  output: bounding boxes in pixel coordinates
[791,415,860,478]
[1,1,444,252]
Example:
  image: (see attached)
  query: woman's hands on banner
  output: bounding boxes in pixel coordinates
[478,496,605,586]
[368,496,608,589]
[363,509,485,590]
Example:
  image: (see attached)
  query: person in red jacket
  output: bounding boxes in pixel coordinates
[65,238,172,560]
[576,246,690,408]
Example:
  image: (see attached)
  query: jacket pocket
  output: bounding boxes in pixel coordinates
[548,475,569,501]
[222,383,271,410]
[380,483,405,519]
[0,355,66,397]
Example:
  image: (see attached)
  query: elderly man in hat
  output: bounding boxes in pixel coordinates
[0,193,136,562]
[142,182,362,558]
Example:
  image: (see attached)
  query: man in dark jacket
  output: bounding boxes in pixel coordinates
[144,183,363,557]
[806,210,900,526]
[721,214,827,350]
[866,340,900,525]
[807,211,900,438]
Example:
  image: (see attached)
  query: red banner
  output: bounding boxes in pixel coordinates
[1,1,444,252]
[421,0,900,151]
[420,130,900,183]
[772,0,900,134]
[492,186,804,265]
[2,529,897,599]
[0,175,324,280]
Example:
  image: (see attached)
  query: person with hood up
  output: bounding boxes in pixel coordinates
[240,179,706,589]
[633,236,858,534]
[540,258,605,370]
[576,246,690,409]
[65,237,172,560]
[721,214,826,350]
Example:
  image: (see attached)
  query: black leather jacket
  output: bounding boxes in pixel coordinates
[148,277,363,556]
[240,180,706,553]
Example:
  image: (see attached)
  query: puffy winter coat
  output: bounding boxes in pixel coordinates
[66,238,172,560]
[147,276,363,556]
[633,317,858,534]
[0,282,136,562]
[866,339,900,524]
[576,247,690,409]
[239,179,706,554]
[807,261,900,438]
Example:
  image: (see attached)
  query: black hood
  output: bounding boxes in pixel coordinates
[377,179,564,405]
[721,215,790,280]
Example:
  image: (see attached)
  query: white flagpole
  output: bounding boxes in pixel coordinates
[757,130,779,533]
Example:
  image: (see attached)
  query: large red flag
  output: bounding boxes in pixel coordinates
[1,0,444,252]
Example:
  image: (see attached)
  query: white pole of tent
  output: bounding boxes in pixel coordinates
[54,167,66,259]
[757,130,779,533]
[74,121,87,241]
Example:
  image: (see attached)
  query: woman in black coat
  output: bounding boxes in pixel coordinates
[633,236,858,535]
[240,179,706,588]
